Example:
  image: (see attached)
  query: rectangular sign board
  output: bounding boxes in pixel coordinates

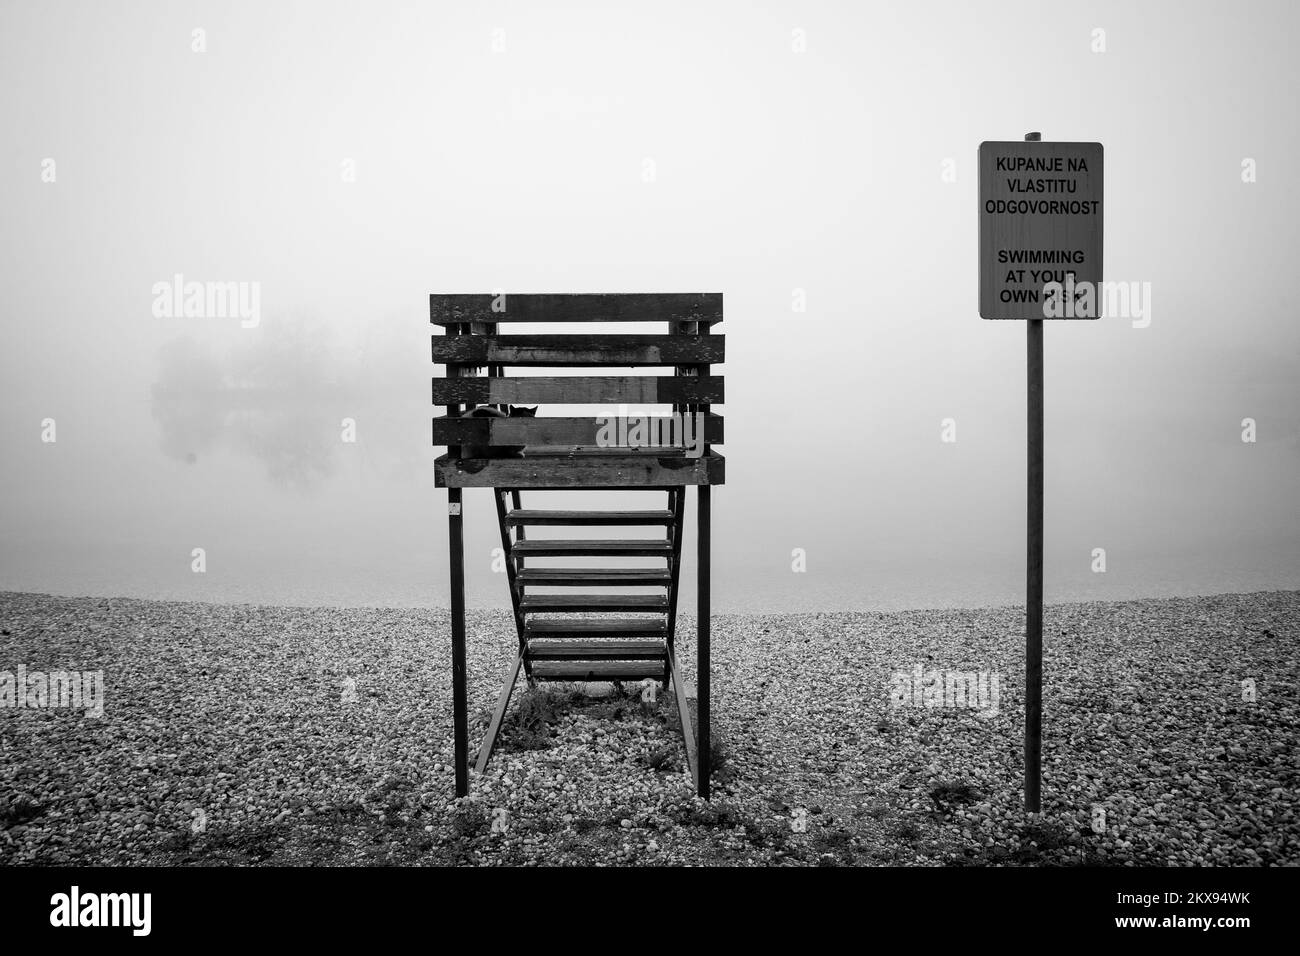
[979,141,1103,319]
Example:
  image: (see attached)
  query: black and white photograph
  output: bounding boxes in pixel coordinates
[0,0,1294,941]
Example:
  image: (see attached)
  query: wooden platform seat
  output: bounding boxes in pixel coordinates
[433,293,723,799]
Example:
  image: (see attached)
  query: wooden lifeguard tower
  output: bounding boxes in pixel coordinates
[431,293,724,799]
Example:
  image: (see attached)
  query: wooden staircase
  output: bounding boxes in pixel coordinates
[472,488,701,783]
[498,490,684,686]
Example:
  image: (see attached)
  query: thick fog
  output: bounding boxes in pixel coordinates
[1,0,1295,611]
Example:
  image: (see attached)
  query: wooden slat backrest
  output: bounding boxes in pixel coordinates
[430,293,721,326]
[431,294,724,470]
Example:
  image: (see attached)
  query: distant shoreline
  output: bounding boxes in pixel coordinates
[3,587,1298,619]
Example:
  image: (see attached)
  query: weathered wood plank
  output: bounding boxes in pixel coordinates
[697,484,711,799]
[668,647,699,790]
[519,594,670,613]
[430,375,723,405]
[529,660,666,681]
[448,487,468,796]
[432,334,725,366]
[666,487,686,656]
[525,618,668,635]
[474,652,522,774]
[506,510,674,527]
[515,568,672,587]
[430,293,722,326]
[432,413,723,448]
[434,453,724,488]
[526,638,668,659]
[512,539,672,558]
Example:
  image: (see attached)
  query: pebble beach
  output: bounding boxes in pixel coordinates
[1,589,1296,867]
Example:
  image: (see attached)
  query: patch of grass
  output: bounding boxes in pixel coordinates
[577,682,665,724]
[813,827,857,864]
[369,774,417,816]
[498,683,665,753]
[707,737,739,786]
[893,820,921,841]
[709,738,727,770]
[185,825,285,865]
[451,802,488,839]
[527,815,561,835]
[1009,821,1085,864]
[0,796,45,827]
[929,781,980,811]
[155,828,194,853]
[957,819,1105,867]
[1022,821,1074,850]
[671,800,754,832]
[498,686,575,751]
[644,745,679,773]
[319,800,367,823]
[742,817,794,854]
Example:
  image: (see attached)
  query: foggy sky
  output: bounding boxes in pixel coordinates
[1,0,1296,611]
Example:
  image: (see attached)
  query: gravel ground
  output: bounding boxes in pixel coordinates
[1,589,1296,866]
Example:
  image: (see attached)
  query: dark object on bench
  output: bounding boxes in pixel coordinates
[458,404,536,458]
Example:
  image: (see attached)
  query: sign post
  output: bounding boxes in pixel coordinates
[1026,240,1043,815]
[979,131,1103,812]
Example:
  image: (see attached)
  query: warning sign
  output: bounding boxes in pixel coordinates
[978,141,1103,319]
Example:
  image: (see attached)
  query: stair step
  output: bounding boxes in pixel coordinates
[526,637,667,660]
[506,509,674,527]
[529,660,666,682]
[524,617,667,637]
[515,568,672,587]
[519,594,669,613]
[512,539,671,558]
